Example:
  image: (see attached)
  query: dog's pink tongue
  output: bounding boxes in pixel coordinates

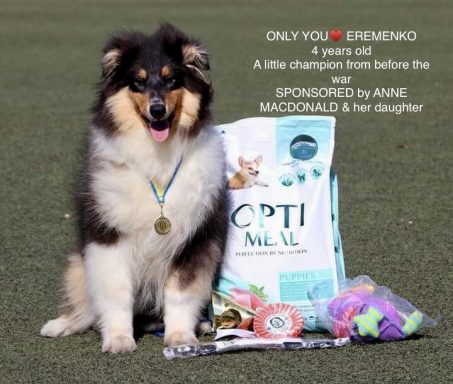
[149,120,169,143]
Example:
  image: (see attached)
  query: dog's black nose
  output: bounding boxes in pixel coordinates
[150,104,166,119]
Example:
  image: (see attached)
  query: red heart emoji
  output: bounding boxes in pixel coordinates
[329,29,343,42]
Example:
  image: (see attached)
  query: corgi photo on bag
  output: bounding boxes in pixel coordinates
[40,24,229,353]
[227,155,269,189]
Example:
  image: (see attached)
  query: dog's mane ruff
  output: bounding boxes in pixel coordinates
[85,122,226,314]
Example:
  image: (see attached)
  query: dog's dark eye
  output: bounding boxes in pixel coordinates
[132,78,146,92]
[164,76,176,87]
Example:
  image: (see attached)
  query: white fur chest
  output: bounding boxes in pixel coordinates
[90,126,225,261]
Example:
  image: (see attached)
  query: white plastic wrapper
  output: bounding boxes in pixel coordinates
[163,337,350,360]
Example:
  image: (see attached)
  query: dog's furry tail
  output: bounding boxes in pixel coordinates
[59,251,95,331]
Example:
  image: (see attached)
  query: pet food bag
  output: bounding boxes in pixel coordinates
[212,116,345,331]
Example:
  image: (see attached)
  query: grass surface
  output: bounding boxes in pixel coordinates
[1,0,452,383]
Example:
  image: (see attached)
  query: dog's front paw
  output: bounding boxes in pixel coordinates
[41,317,73,337]
[165,331,198,347]
[197,320,213,336]
[102,335,137,353]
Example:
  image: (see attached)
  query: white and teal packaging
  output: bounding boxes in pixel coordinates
[213,116,345,331]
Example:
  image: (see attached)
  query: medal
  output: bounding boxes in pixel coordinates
[154,216,171,234]
[154,205,171,235]
[149,157,183,235]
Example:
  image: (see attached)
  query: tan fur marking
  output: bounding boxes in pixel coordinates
[137,69,147,80]
[182,44,209,82]
[105,87,149,133]
[165,270,211,298]
[228,173,248,189]
[165,88,182,112]
[165,272,180,292]
[182,44,207,66]
[161,65,171,78]
[174,88,200,135]
[129,90,149,118]
[167,242,222,292]
[166,88,183,133]
[60,253,88,315]
[165,89,183,127]
[40,251,95,337]
[102,49,121,77]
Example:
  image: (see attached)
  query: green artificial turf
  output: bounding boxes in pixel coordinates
[1,0,452,382]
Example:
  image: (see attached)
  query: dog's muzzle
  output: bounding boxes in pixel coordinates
[150,103,166,120]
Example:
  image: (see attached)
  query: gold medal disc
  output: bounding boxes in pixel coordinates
[154,216,171,235]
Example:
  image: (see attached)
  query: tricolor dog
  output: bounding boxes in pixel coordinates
[41,24,229,353]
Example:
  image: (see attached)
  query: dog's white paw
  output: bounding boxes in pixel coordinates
[165,331,198,347]
[40,317,73,337]
[197,321,213,336]
[102,335,137,353]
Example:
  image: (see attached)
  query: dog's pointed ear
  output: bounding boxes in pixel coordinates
[157,23,210,82]
[255,155,263,166]
[182,41,210,71]
[101,31,142,79]
[182,40,210,83]
[102,49,121,78]
[238,156,244,167]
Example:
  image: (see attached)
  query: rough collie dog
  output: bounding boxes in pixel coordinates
[40,24,229,353]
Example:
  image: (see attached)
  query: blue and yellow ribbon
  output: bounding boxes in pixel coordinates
[149,157,183,206]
